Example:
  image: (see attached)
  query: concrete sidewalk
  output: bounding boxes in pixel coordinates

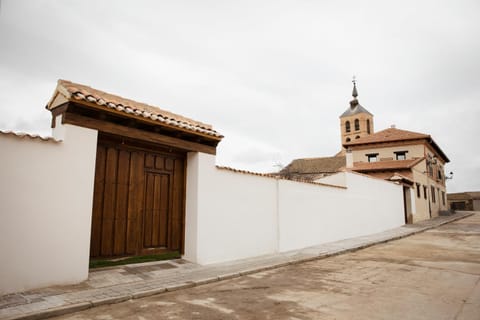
[0,211,474,320]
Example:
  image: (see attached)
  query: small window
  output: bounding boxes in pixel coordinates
[345,121,351,133]
[366,153,378,162]
[416,183,421,198]
[367,119,371,134]
[394,151,407,160]
[442,191,446,205]
[354,119,360,131]
[431,186,436,203]
[346,137,351,142]
[423,185,427,199]
[437,170,442,181]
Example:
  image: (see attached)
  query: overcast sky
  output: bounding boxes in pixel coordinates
[1,0,479,192]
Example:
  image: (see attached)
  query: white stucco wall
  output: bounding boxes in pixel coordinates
[0,133,405,293]
[185,153,278,265]
[0,121,98,295]
[185,153,405,265]
[410,188,416,214]
[278,172,404,252]
[313,171,347,187]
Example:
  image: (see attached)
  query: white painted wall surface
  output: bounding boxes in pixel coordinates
[185,153,278,265]
[313,172,346,187]
[185,153,405,265]
[278,172,404,252]
[410,188,416,214]
[0,121,98,295]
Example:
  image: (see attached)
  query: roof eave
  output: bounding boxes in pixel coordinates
[343,136,424,148]
[47,85,224,141]
[428,137,450,163]
[73,98,224,141]
[352,163,415,172]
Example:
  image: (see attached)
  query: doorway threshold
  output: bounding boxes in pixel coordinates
[89,251,181,270]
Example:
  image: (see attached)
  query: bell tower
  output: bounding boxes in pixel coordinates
[339,78,374,145]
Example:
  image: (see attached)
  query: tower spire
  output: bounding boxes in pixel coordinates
[352,76,358,98]
[350,76,359,109]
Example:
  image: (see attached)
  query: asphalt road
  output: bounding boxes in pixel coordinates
[55,214,480,320]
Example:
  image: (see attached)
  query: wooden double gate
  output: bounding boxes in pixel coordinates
[90,135,186,258]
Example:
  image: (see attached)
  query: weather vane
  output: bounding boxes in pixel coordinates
[352,75,356,85]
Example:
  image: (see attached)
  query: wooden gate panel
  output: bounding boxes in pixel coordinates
[165,158,174,171]
[150,174,161,247]
[157,174,170,247]
[90,135,186,259]
[90,145,106,257]
[100,147,119,256]
[143,172,154,248]
[145,153,154,168]
[125,151,144,255]
[170,158,185,250]
[113,150,131,255]
[143,172,170,249]
[155,156,164,170]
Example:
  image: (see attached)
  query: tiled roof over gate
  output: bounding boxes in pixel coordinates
[48,80,223,139]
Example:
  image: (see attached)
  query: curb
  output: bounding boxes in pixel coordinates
[3,302,93,320]
[3,212,473,320]
[91,295,132,307]
[165,282,195,292]
[131,287,166,300]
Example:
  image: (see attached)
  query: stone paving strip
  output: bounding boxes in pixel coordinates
[0,211,474,320]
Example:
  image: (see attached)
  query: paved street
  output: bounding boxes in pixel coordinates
[52,214,480,320]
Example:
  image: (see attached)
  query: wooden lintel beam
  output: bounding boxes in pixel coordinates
[49,103,69,128]
[69,100,223,143]
[63,112,217,155]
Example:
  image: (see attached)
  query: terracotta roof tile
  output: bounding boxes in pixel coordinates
[468,192,480,199]
[49,80,223,139]
[351,158,424,172]
[390,172,414,181]
[278,172,332,181]
[447,192,480,200]
[344,127,450,163]
[0,130,59,142]
[345,127,429,146]
[216,166,277,178]
[340,103,373,117]
[365,170,414,182]
[216,166,345,189]
[280,156,346,175]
